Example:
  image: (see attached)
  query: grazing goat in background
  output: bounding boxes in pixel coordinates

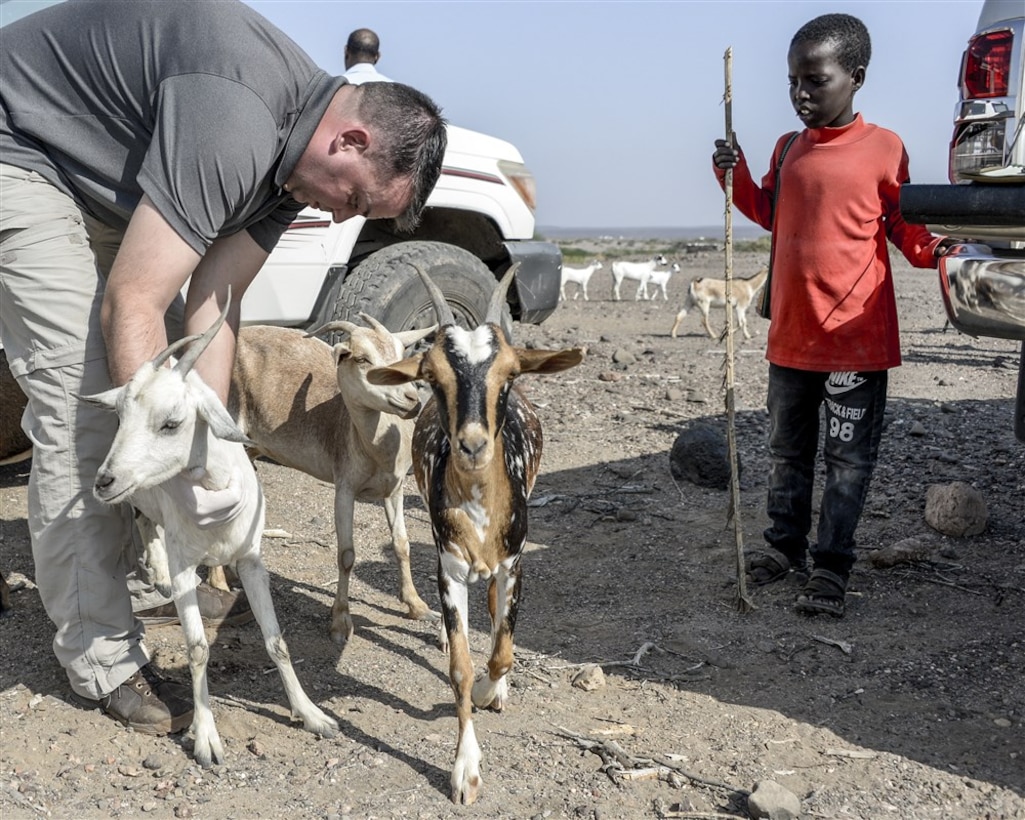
[645,262,681,301]
[228,317,437,647]
[85,300,337,767]
[368,264,584,805]
[611,254,668,300]
[559,260,602,301]
[670,266,769,340]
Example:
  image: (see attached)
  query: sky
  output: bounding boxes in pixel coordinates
[2,0,986,231]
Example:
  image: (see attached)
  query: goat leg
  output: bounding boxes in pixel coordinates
[171,567,223,767]
[438,554,482,805]
[330,487,358,646]
[472,563,521,712]
[135,511,172,599]
[384,490,438,621]
[701,309,717,339]
[235,554,339,738]
[438,509,491,580]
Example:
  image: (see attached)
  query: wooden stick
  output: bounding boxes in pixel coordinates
[723,48,753,613]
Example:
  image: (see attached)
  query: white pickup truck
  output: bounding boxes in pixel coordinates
[900,0,1025,441]
[239,123,562,334]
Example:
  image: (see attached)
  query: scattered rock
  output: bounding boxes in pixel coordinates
[669,423,739,489]
[611,349,635,365]
[748,779,802,819]
[142,755,164,771]
[924,482,988,537]
[909,420,927,437]
[597,371,622,383]
[665,387,684,402]
[571,664,606,692]
[869,536,934,568]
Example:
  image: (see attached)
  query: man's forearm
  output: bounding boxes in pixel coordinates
[102,196,202,386]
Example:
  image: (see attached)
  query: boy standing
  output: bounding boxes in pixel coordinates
[712,13,947,617]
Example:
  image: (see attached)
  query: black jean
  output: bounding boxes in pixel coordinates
[764,365,888,578]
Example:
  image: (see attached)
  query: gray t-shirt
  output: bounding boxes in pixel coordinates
[0,0,345,254]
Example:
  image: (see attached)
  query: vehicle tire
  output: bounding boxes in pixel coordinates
[329,241,511,337]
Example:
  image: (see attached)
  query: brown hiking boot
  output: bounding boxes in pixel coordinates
[136,583,254,627]
[69,666,193,735]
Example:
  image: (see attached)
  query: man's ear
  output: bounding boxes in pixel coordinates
[336,127,370,153]
[852,66,866,90]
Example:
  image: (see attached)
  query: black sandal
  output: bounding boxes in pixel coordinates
[795,569,847,618]
[745,550,807,587]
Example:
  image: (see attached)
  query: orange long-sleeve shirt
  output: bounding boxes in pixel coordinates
[716,114,941,371]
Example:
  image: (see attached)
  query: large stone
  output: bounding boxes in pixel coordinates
[924,481,988,537]
[747,779,801,819]
[669,423,739,490]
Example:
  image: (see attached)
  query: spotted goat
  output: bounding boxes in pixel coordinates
[368,264,584,805]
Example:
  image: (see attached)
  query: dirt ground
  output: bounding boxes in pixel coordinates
[2,249,1024,820]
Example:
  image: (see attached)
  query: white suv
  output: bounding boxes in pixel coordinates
[239,123,562,334]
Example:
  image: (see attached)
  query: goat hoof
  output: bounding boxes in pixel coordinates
[329,617,354,648]
[405,601,440,622]
[307,713,339,738]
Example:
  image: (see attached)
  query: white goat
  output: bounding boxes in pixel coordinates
[369,265,584,805]
[610,254,668,300]
[559,260,602,301]
[670,266,769,340]
[645,262,681,301]
[228,317,437,647]
[85,303,338,767]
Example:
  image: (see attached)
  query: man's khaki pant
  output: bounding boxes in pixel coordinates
[0,165,150,699]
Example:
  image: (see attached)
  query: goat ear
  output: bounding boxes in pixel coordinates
[515,347,585,375]
[77,387,122,411]
[367,354,423,385]
[332,342,353,367]
[197,393,253,445]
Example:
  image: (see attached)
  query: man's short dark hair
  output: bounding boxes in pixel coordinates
[346,28,381,63]
[355,82,447,233]
[791,13,871,73]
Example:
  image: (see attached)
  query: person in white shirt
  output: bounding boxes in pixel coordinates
[343,28,392,85]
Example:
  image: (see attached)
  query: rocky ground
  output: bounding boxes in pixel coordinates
[2,248,1023,819]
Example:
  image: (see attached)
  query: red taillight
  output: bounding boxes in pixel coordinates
[963,29,1013,98]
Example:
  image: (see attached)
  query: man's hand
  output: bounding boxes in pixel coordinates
[164,467,248,529]
[713,136,742,170]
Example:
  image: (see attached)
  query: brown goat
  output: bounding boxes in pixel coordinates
[228,318,436,646]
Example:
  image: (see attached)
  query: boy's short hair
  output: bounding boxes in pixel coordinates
[791,13,871,73]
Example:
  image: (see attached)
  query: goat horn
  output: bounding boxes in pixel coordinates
[485,262,519,327]
[172,288,232,376]
[306,320,358,339]
[151,335,200,370]
[358,313,389,334]
[412,263,456,327]
[394,324,438,348]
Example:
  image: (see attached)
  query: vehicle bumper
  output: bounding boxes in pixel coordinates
[939,244,1025,443]
[505,240,562,324]
[938,243,1025,341]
